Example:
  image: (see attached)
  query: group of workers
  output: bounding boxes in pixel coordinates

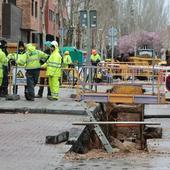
[0,39,101,101]
[0,40,73,101]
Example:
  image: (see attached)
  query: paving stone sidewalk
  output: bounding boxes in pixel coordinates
[0,113,86,170]
[0,88,86,115]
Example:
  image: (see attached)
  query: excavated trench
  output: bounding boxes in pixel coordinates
[65,85,162,159]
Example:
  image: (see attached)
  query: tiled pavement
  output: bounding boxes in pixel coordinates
[0,114,85,170]
[0,88,85,115]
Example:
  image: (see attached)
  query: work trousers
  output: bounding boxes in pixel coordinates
[25,69,40,100]
[0,66,8,96]
[49,76,59,99]
[0,78,2,86]
[37,77,51,96]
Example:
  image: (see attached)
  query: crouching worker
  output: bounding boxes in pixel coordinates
[41,41,62,100]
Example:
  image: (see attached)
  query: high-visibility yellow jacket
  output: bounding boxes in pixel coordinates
[42,47,62,77]
[90,54,101,62]
[63,54,72,68]
[0,49,7,78]
[8,52,24,63]
[17,43,48,69]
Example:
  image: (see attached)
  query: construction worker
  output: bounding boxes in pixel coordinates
[17,43,48,101]
[0,43,7,91]
[90,49,101,66]
[63,51,72,68]
[0,40,8,97]
[35,41,51,98]
[41,41,62,100]
[8,41,26,94]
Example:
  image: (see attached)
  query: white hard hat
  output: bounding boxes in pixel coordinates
[51,41,58,47]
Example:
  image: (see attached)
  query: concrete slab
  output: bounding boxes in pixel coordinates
[145,104,170,118]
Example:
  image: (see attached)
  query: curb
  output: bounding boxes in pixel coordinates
[0,108,87,115]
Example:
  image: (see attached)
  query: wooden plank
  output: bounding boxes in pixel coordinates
[73,121,161,125]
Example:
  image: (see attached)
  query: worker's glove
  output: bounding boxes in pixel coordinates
[96,59,100,64]
[40,59,45,65]
[9,59,16,66]
[68,63,74,68]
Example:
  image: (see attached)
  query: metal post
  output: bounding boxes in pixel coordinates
[152,49,155,94]
[111,27,114,60]
[13,41,19,95]
[87,10,92,89]
[87,10,91,65]
[61,28,64,47]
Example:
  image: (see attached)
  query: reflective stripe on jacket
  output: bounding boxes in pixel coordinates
[17,49,48,69]
[42,47,62,77]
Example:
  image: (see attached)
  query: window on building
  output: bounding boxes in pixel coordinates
[56,13,59,24]
[32,0,34,16]
[41,0,44,7]
[3,0,16,4]
[49,10,53,21]
[35,1,38,18]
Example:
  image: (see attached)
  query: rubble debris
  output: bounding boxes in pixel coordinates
[144,127,162,139]
[69,84,162,157]
[70,126,101,154]
[45,131,69,144]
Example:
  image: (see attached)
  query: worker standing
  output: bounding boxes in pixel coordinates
[41,41,62,100]
[90,49,101,66]
[35,41,51,98]
[63,51,72,68]
[0,43,7,92]
[8,41,26,94]
[17,43,48,101]
[0,40,8,97]
[90,49,101,85]
[62,50,73,81]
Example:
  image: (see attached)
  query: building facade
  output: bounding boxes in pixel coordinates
[0,0,68,47]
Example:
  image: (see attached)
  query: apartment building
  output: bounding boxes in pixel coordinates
[0,0,67,47]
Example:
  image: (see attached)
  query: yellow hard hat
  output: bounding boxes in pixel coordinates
[64,51,69,55]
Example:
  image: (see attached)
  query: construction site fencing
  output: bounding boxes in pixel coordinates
[76,62,170,104]
[7,62,170,103]
[8,65,81,95]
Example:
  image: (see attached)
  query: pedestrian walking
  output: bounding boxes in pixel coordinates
[17,43,48,101]
[41,41,62,100]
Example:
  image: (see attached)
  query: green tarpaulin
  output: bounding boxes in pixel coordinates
[59,47,83,64]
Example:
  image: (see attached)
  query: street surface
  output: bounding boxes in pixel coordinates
[0,87,170,169]
[0,114,85,170]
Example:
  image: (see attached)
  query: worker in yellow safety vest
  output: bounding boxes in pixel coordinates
[17,43,48,101]
[90,49,101,66]
[0,40,8,97]
[0,44,7,89]
[63,51,72,68]
[8,41,26,94]
[41,41,62,100]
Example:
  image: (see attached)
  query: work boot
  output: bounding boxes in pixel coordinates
[47,96,58,101]
[26,98,34,101]
[35,94,42,98]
